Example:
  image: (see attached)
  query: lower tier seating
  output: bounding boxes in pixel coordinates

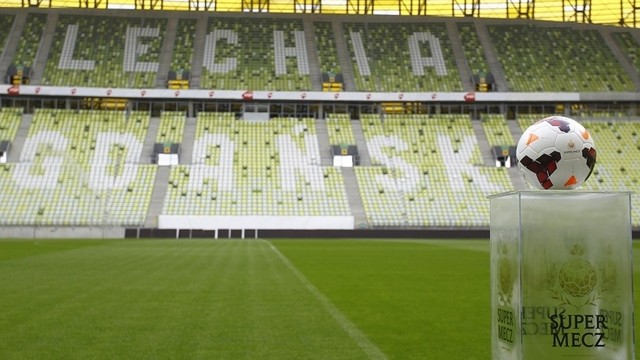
[1,108,639,228]
[162,165,350,216]
[356,114,513,227]
[0,109,155,226]
[0,163,156,226]
[161,115,351,217]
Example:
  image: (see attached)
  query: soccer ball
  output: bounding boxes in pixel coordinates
[516,116,597,190]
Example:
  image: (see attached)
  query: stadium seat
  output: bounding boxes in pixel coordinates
[487,24,634,92]
[0,107,22,142]
[156,111,186,144]
[480,114,514,147]
[0,14,14,68]
[42,15,166,88]
[611,32,640,77]
[578,118,640,227]
[0,109,156,226]
[11,13,46,73]
[314,21,341,77]
[516,113,554,131]
[200,18,311,91]
[356,114,512,227]
[457,22,490,78]
[170,18,197,76]
[162,114,350,217]
[326,113,356,145]
[343,22,462,92]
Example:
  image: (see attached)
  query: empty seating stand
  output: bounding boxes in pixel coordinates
[457,22,490,78]
[0,14,14,57]
[611,32,640,78]
[200,17,311,91]
[169,18,197,83]
[156,111,186,144]
[579,117,640,227]
[42,15,166,88]
[487,24,635,92]
[13,14,46,67]
[161,114,350,217]
[0,108,22,143]
[0,109,156,226]
[326,113,356,146]
[343,21,463,92]
[481,114,514,148]
[355,114,512,227]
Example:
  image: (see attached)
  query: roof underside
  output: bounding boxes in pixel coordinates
[2,0,637,28]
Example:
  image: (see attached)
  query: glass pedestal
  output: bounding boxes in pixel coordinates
[489,191,635,359]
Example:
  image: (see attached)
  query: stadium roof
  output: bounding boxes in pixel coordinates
[1,0,636,27]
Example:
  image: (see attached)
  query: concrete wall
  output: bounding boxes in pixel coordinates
[0,226,125,239]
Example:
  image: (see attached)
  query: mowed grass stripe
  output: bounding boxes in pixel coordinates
[271,239,491,360]
[0,239,114,262]
[264,239,388,360]
[1,240,236,359]
[3,239,638,359]
[0,240,372,359]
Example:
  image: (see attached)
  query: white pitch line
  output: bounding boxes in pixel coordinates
[263,239,388,360]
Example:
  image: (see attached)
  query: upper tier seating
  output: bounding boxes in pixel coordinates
[314,21,342,77]
[0,14,13,57]
[170,18,197,76]
[355,114,512,227]
[42,15,166,88]
[487,24,635,92]
[2,11,639,95]
[0,109,156,226]
[343,22,463,92]
[162,113,350,216]
[611,32,640,78]
[200,17,311,91]
[12,13,46,70]
[457,22,490,76]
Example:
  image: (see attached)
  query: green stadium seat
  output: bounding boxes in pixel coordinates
[487,24,634,92]
[162,114,350,217]
[200,18,311,91]
[0,14,14,61]
[42,15,167,88]
[156,111,186,144]
[516,114,554,131]
[356,114,512,227]
[12,13,46,70]
[579,118,640,227]
[0,107,23,142]
[314,21,341,76]
[326,113,356,145]
[169,18,197,76]
[611,32,640,79]
[0,109,156,226]
[343,22,462,92]
[457,22,490,77]
[480,114,514,147]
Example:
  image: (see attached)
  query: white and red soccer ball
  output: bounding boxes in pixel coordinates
[516,116,597,190]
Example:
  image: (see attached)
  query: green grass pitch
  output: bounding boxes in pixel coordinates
[0,239,637,359]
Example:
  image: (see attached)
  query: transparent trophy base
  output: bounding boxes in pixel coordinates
[489,191,635,359]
